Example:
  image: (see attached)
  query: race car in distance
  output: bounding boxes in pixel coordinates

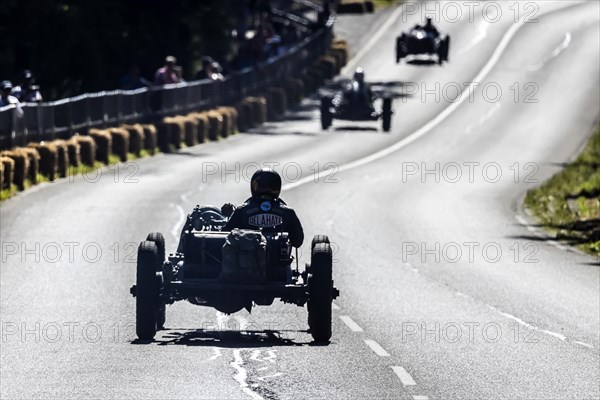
[320,68,394,132]
[130,205,339,343]
[396,18,450,65]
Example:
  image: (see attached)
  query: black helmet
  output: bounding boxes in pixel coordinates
[426,17,433,26]
[251,168,282,198]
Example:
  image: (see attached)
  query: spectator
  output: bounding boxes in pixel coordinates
[154,55,181,85]
[209,61,225,81]
[0,80,24,118]
[120,64,151,90]
[11,70,43,103]
[194,56,215,80]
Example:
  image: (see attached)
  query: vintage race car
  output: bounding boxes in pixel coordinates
[396,26,450,65]
[130,205,339,343]
[319,79,394,132]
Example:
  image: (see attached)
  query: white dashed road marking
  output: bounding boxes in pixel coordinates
[391,366,417,386]
[340,316,364,332]
[413,396,429,400]
[364,340,390,357]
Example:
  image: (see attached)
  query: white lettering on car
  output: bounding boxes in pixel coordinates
[248,213,283,228]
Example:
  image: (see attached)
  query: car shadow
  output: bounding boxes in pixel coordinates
[332,125,380,132]
[142,328,322,347]
[405,59,439,66]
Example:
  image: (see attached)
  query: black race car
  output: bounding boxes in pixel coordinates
[319,79,394,132]
[396,24,450,65]
[130,205,339,343]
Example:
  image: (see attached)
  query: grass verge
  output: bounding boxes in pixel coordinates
[525,127,600,255]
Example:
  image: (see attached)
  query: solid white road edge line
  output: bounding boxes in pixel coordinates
[282,2,583,193]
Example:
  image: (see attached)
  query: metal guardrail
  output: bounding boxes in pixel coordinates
[0,25,332,150]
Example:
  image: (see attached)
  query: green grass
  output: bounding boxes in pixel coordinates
[525,127,600,255]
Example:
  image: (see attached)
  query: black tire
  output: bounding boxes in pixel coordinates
[382,97,392,132]
[146,232,165,269]
[311,235,330,251]
[136,241,161,340]
[395,37,402,63]
[308,243,333,343]
[439,36,450,64]
[320,97,333,130]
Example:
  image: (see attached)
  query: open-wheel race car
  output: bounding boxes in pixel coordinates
[396,20,450,65]
[319,72,394,132]
[130,205,339,343]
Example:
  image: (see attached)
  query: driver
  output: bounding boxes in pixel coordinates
[222,169,304,248]
[346,67,373,109]
[420,17,439,35]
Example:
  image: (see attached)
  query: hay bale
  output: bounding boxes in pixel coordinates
[0,156,14,190]
[331,43,349,65]
[333,39,349,47]
[122,124,145,156]
[108,127,130,162]
[188,112,209,143]
[237,100,255,131]
[206,111,223,141]
[181,116,198,146]
[21,147,40,183]
[336,2,365,14]
[217,107,238,135]
[156,121,171,153]
[28,142,58,181]
[141,124,158,155]
[285,79,304,106]
[262,87,287,120]
[163,117,184,150]
[51,140,70,178]
[1,150,28,190]
[245,97,267,125]
[319,55,339,77]
[65,139,81,167]
[73,135,96,165]
[88,129,112,164]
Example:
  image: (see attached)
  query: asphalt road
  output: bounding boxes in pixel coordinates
[1,1,599,399]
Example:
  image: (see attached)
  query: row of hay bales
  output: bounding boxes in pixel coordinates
[337,1,376,14]
[1,39,350,197]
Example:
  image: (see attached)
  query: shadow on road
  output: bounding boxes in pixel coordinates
[146,328,320,347]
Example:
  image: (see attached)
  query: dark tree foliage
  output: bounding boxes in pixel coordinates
[0,0,239,100]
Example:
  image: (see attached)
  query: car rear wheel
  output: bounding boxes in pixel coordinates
[308,242,333,343]
[320,97,333,130]
[136,241,161,340]
[146,232,165,269]
[382,97,393,132]
[396,36,406,63]
[311,235,330,251]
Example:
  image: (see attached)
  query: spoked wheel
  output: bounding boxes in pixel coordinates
[320,97,333,130]
[136,241,162,340]
[145,232,166,329]
[382,97,393,132]
[307,242,333,343]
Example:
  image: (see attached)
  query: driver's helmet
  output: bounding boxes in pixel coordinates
[251,168,282,198]
[425,17,433,27]
[353,67,365,84]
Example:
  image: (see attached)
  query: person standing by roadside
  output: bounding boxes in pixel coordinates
[0,80,24,118]
[11,70,43,103]
[154,56,181,85]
